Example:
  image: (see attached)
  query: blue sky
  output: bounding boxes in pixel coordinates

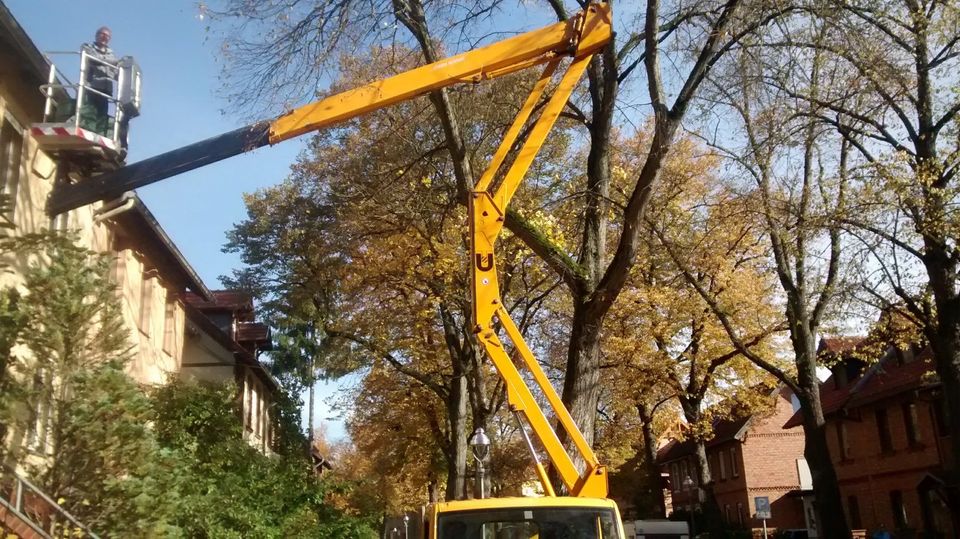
[7,0,348,439]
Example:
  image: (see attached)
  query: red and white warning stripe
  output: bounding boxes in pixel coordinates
[30,124,117,151]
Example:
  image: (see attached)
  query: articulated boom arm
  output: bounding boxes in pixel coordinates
[468,14,609,498]
[47,3,613,499]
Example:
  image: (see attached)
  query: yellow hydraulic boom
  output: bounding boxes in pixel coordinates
[50,4,621,537]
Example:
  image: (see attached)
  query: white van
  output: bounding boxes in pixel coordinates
[624,519,690,539]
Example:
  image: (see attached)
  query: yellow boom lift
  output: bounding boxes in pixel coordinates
[48,4,623,538]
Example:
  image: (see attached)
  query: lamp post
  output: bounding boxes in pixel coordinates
[469,427,491,499]
[403,514,410,538]
[682,476,696,539]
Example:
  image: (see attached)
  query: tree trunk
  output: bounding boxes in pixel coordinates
[560,300,603,457]
[916,181,960,511]
[638,402,667,517]
[794,334,850,538]
[445,360,469,501]
[798,401,847,538]
[929,310,960,515]
[557,49,619,462]
[680,399,724,537]
[692,440,724,537]
[307,353,315,444]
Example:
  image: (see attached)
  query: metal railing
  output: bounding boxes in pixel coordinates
[37,49,135,148]
[0,464,100,538]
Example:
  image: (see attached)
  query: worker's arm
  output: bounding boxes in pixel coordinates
[46,5,611,215]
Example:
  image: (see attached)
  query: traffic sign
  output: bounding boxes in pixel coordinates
[755,496,772,519]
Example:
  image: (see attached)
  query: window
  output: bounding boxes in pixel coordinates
[26,371,50,452]
[671,463,680,491]
[876,408,894,453]
[162,295,176,355]
[719,449,728,480]
[847,495,862,529]
[709,454,718,478]
[249,378,258,433]
[48,212,68,232]
[890,490,908,528]
[256,388,265,437]
[724,504,731,523]
[896,346,915,365]
[438,507,620,539]
[0,115,23,220]
[730,447,739,477]
[139,276,153,335]
[244,373,253,431]
[680,461,689,489]
[736,503,744,525]
[264,408,272,451]
[920,488,949,533]
[903,402,921,445]
[836,421,851,459]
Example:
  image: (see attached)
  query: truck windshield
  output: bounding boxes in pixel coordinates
[438,507,620,539]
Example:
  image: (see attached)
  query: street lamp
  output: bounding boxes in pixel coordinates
[403,514,410,538]
[469,427,491,499]
[682,476,697,539]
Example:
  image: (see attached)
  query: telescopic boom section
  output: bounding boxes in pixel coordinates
[48,3,613,499]
[47,4,611,215]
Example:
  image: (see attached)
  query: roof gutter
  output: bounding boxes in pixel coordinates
[93,191,136,222]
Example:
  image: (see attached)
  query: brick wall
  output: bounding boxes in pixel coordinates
[739,387,806,530]
[663,387,808,531]
[827,393,954,534]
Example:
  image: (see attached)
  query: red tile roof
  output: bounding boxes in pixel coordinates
[818,336,867,354]
[784,345,936,428]
[656,415,752,464]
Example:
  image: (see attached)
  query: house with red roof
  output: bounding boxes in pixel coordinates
[657,386,810,533]
[784,338,957,536]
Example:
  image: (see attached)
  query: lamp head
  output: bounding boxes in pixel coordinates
[469,427,491,461]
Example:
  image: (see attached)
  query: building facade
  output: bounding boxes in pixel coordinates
[658,387,810,533]
[0,0,277,457]
[785,339,957,537]
[184,291,277,453]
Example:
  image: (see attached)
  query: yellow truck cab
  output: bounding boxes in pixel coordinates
[426,496,625,539]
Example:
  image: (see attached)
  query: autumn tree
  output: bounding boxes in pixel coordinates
[209,0,792,467]
[659,26,860,532]
[601,132,782,534]
[224,54,564,501]
[781,0,960,500]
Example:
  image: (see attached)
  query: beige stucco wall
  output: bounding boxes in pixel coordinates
[1,51,275,457]
[181,330,275,454]
[0,81,190,388]
[181,319,236,384]
[240,367,274,454]
[114,248,186,385]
